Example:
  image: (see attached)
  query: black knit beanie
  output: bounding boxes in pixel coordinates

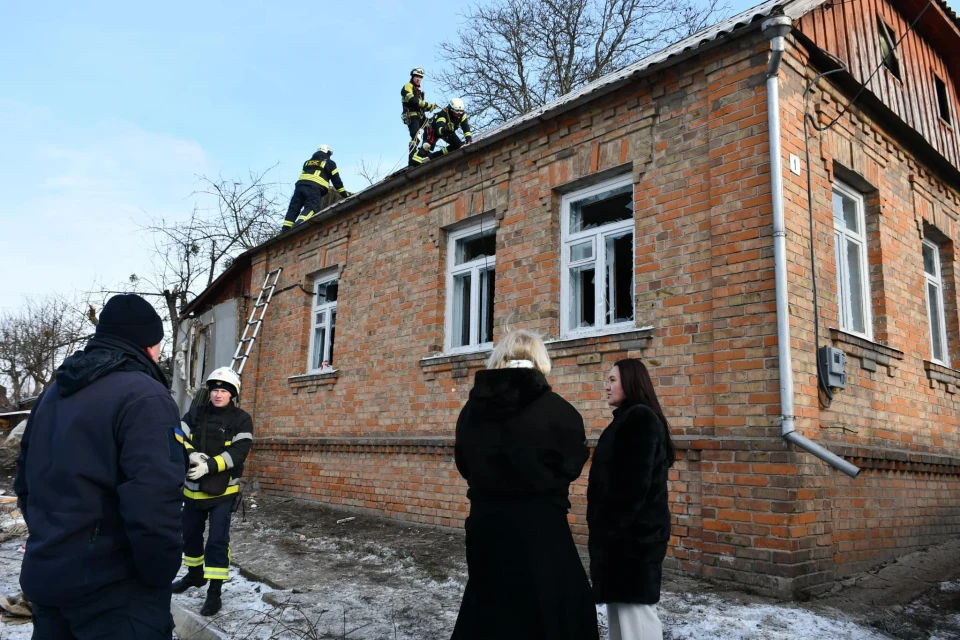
[96,294,164,348]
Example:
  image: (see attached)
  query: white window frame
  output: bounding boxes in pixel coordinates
[560,174,636,338]
[445,219,496,354]
[308,269,338,373]
[923,239,950,366]
[832,181,873,340]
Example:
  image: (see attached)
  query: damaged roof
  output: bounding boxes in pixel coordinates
[252,0,823,255]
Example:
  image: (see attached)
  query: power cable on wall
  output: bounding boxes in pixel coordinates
[800,0,934,407]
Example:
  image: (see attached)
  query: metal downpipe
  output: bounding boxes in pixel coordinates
[762,16,861,478]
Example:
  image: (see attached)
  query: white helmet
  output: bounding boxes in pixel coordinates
[317,144,332,155]
[448,98,465,115]
[207,367,241,397]
[410,67,425,78]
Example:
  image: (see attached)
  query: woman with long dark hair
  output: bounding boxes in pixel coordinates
[588,358,676,640]
[451,330,599,640]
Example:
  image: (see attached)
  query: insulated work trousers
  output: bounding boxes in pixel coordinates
[284,182,327,229]
[407,115,426,166]
[31,579,174,640]
[428,133,463,159]
[606,603,663,640]
[182,499,233,581]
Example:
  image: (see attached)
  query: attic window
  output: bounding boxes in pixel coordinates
[877,19,901,80]
[935,75,952,124]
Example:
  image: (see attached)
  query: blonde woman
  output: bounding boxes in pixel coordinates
[450,330,599,640]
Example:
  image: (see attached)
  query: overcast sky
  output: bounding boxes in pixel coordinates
[1,0,955,313]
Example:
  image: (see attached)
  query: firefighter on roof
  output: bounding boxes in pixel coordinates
[402,67,437,166]
[283,144,351,231]
[172,367,254,617]
[410,98,472,166]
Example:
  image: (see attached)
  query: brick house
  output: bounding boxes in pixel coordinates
[177,0,960,597]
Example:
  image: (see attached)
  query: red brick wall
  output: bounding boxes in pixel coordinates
[222,28,960,598]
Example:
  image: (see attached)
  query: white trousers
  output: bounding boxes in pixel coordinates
[607,602,663,640]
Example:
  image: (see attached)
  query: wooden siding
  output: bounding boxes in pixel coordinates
[799,0,960,168]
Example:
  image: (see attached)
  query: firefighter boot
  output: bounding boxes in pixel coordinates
[172,565,206,594]
[200,579,223,616]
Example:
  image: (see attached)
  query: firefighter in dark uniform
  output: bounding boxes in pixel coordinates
[402,67,437,166]
[171,367,254,617]
[283,144,351,231]
[410,98,473,166]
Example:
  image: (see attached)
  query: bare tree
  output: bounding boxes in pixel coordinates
[129,165,285,356]
[0,296,93,404]
[356,157,386,187]
[436,0,727,129]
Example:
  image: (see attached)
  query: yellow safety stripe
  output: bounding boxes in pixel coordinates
[224,441,232,447]
[204,567,230,580]
[183,440,195,450]
[184,555,204,567]
[464,131,472,138]
[296,210,317,223]
[331,168,339,175]
[298,173,330,188]
[283,220,294,228]
[337,187,347,193]
[213,455,227,472]
[183,484,239,500]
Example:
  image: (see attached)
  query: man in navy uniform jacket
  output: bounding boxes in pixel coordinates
[15,294,184,639]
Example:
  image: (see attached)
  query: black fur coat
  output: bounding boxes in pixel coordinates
[587,402,671,604]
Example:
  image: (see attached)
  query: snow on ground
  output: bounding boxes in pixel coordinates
[0,541,32,640]
[1,530,958,639]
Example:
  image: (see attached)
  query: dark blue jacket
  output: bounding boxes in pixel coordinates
[14,335,184,606]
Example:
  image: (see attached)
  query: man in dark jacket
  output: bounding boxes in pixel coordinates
[15,294,184,639]
[282,144,351,231]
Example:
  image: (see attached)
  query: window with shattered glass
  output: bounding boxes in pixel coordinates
[562,177,635,336]
[447,220,496,352]
[310,270,338,372]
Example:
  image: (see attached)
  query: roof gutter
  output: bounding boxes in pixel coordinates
[762,16,860,478]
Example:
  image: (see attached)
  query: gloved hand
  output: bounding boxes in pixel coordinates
[189,452,209,467]
[422,142,432,152]
[429,103,438,111]
[341,191,352,198]
[187,461,211,481]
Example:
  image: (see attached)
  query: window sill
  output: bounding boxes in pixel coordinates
[924,361,960,394]
[419,349,491,380]
[829,328,904,376]
[547,326,654,361]
[288,370,339,392]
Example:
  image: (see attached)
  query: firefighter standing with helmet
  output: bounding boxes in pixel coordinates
[283,144,352,231]
[410,98,473,166]
[172,367,254,616]
[402,67,438,166]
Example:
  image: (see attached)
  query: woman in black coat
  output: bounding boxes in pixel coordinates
[451,330,599,640]
[588,358,675,640]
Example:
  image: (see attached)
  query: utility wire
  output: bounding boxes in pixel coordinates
[800,0,934,407]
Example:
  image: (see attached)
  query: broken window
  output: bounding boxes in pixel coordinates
[878,19,901,80]
[310,270,338,371]
[935,75,952,124]
[562,176,635,336]
[447,220,496,351]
